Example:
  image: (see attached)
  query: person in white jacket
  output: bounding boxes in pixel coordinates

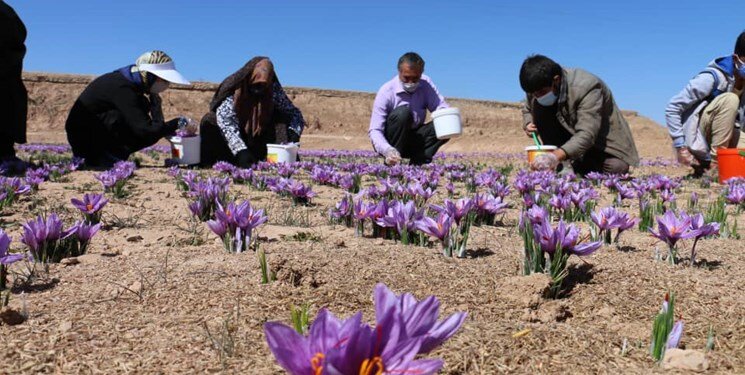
[665,31,745,175]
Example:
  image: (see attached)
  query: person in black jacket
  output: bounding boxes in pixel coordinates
[65,50,195,168]
[0,0,29,174]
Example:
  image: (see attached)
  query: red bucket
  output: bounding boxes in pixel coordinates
[716,148,745,183]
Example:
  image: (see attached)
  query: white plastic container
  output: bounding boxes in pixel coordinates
[267,143,299,164]
[168,135,201,165]
[432,107,463,140]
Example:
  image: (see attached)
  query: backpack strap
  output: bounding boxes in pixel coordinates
[700,67,729,101]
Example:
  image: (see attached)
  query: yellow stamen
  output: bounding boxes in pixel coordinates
[311,353,325,375]
[359,357,384,375]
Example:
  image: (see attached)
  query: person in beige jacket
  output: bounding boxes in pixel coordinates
[519,54,640,175]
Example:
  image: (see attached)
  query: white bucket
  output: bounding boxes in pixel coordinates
[432,107,463,140]
[168,135,201,165]
[267,143,299,164]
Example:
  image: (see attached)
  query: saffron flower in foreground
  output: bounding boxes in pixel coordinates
[71,193,109,224]
[263,283,466,375]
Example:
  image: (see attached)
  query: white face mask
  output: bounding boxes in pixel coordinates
[536,90,557,106]
[150,80,170,94]
[402,82,419,93]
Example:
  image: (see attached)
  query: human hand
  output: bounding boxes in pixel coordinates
[525,123,538,137]
[675,147,699,167]
[178,116,199,135]
[236,150,253,169]
[531,152,559,171]
[384,148,402,166]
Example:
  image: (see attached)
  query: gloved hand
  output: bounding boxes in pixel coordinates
[675,147,700,167]
[531,152,560,171]
[236,150,254,169]
[178,116,199,135]
[384,148,402,166]
[288,129,300,143]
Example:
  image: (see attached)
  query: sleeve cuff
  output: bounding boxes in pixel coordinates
[672,137,686,148]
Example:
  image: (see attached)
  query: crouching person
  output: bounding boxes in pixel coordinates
[199,57,305,168]
[65,50,195,169]
[665,31,745,175]
[519,55,639,175]
[369,52,450,166]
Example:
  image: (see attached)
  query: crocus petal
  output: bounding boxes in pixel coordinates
[308,309,343,355]
[263,322,312,374]
[390,358,444,375]
[666,320,684,349]
[571,241,602,257]
[419,312,468,354]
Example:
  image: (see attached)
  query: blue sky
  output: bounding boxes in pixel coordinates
[9,0,744,124]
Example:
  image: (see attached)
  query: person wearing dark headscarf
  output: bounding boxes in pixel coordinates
[200,57,306,168]
[65,50,195,168]
[0,0,29,174]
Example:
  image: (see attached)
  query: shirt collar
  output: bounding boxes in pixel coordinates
[393,76,407,94]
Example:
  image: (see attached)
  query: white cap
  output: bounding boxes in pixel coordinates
[138,61,190,85]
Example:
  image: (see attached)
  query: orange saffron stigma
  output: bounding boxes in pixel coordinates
[359,357,384,375]
[86,203,93,211]
[311,353,325,375]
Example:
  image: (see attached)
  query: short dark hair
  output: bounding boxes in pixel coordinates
[519,54,562,93]
[735,31,745,56]
[398,52,425,70]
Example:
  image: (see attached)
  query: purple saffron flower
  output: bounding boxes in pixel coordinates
[726,184,745,205]
[206,218,228,237]
[473,193,508,216]
[687,213,720,265]
[591,206,622,231]
[649,210,700,249]
[373,283,467,354]
[431,198,473,225]
[534,218,602,257]
[666,321,684,349]
[212,161,237,174]
[264,283,462,375]
[70,221,101,253]
[415,213,454,242]
[526,205,548,225]
[549,194,572,211]
[208,200,267,253]
[71,193,109,223]
[330,196,352,220]
[0,229,25,265]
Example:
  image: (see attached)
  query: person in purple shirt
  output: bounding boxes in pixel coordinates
[368,52,450,165]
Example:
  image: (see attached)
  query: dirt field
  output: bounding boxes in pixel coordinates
[0,74,741,374]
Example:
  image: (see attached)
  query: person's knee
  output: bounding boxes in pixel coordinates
[604,158,630,175]
[712,92,740,113]
[388,106,414,125]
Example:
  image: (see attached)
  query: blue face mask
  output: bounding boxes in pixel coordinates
[536,90,558,106]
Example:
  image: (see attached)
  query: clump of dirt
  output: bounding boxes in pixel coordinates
[0,307,26,326]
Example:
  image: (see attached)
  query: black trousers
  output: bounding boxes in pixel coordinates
[0,78,27,158]
[533,104,629,175]
[200,110,298,167]
[384,106,448,165]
